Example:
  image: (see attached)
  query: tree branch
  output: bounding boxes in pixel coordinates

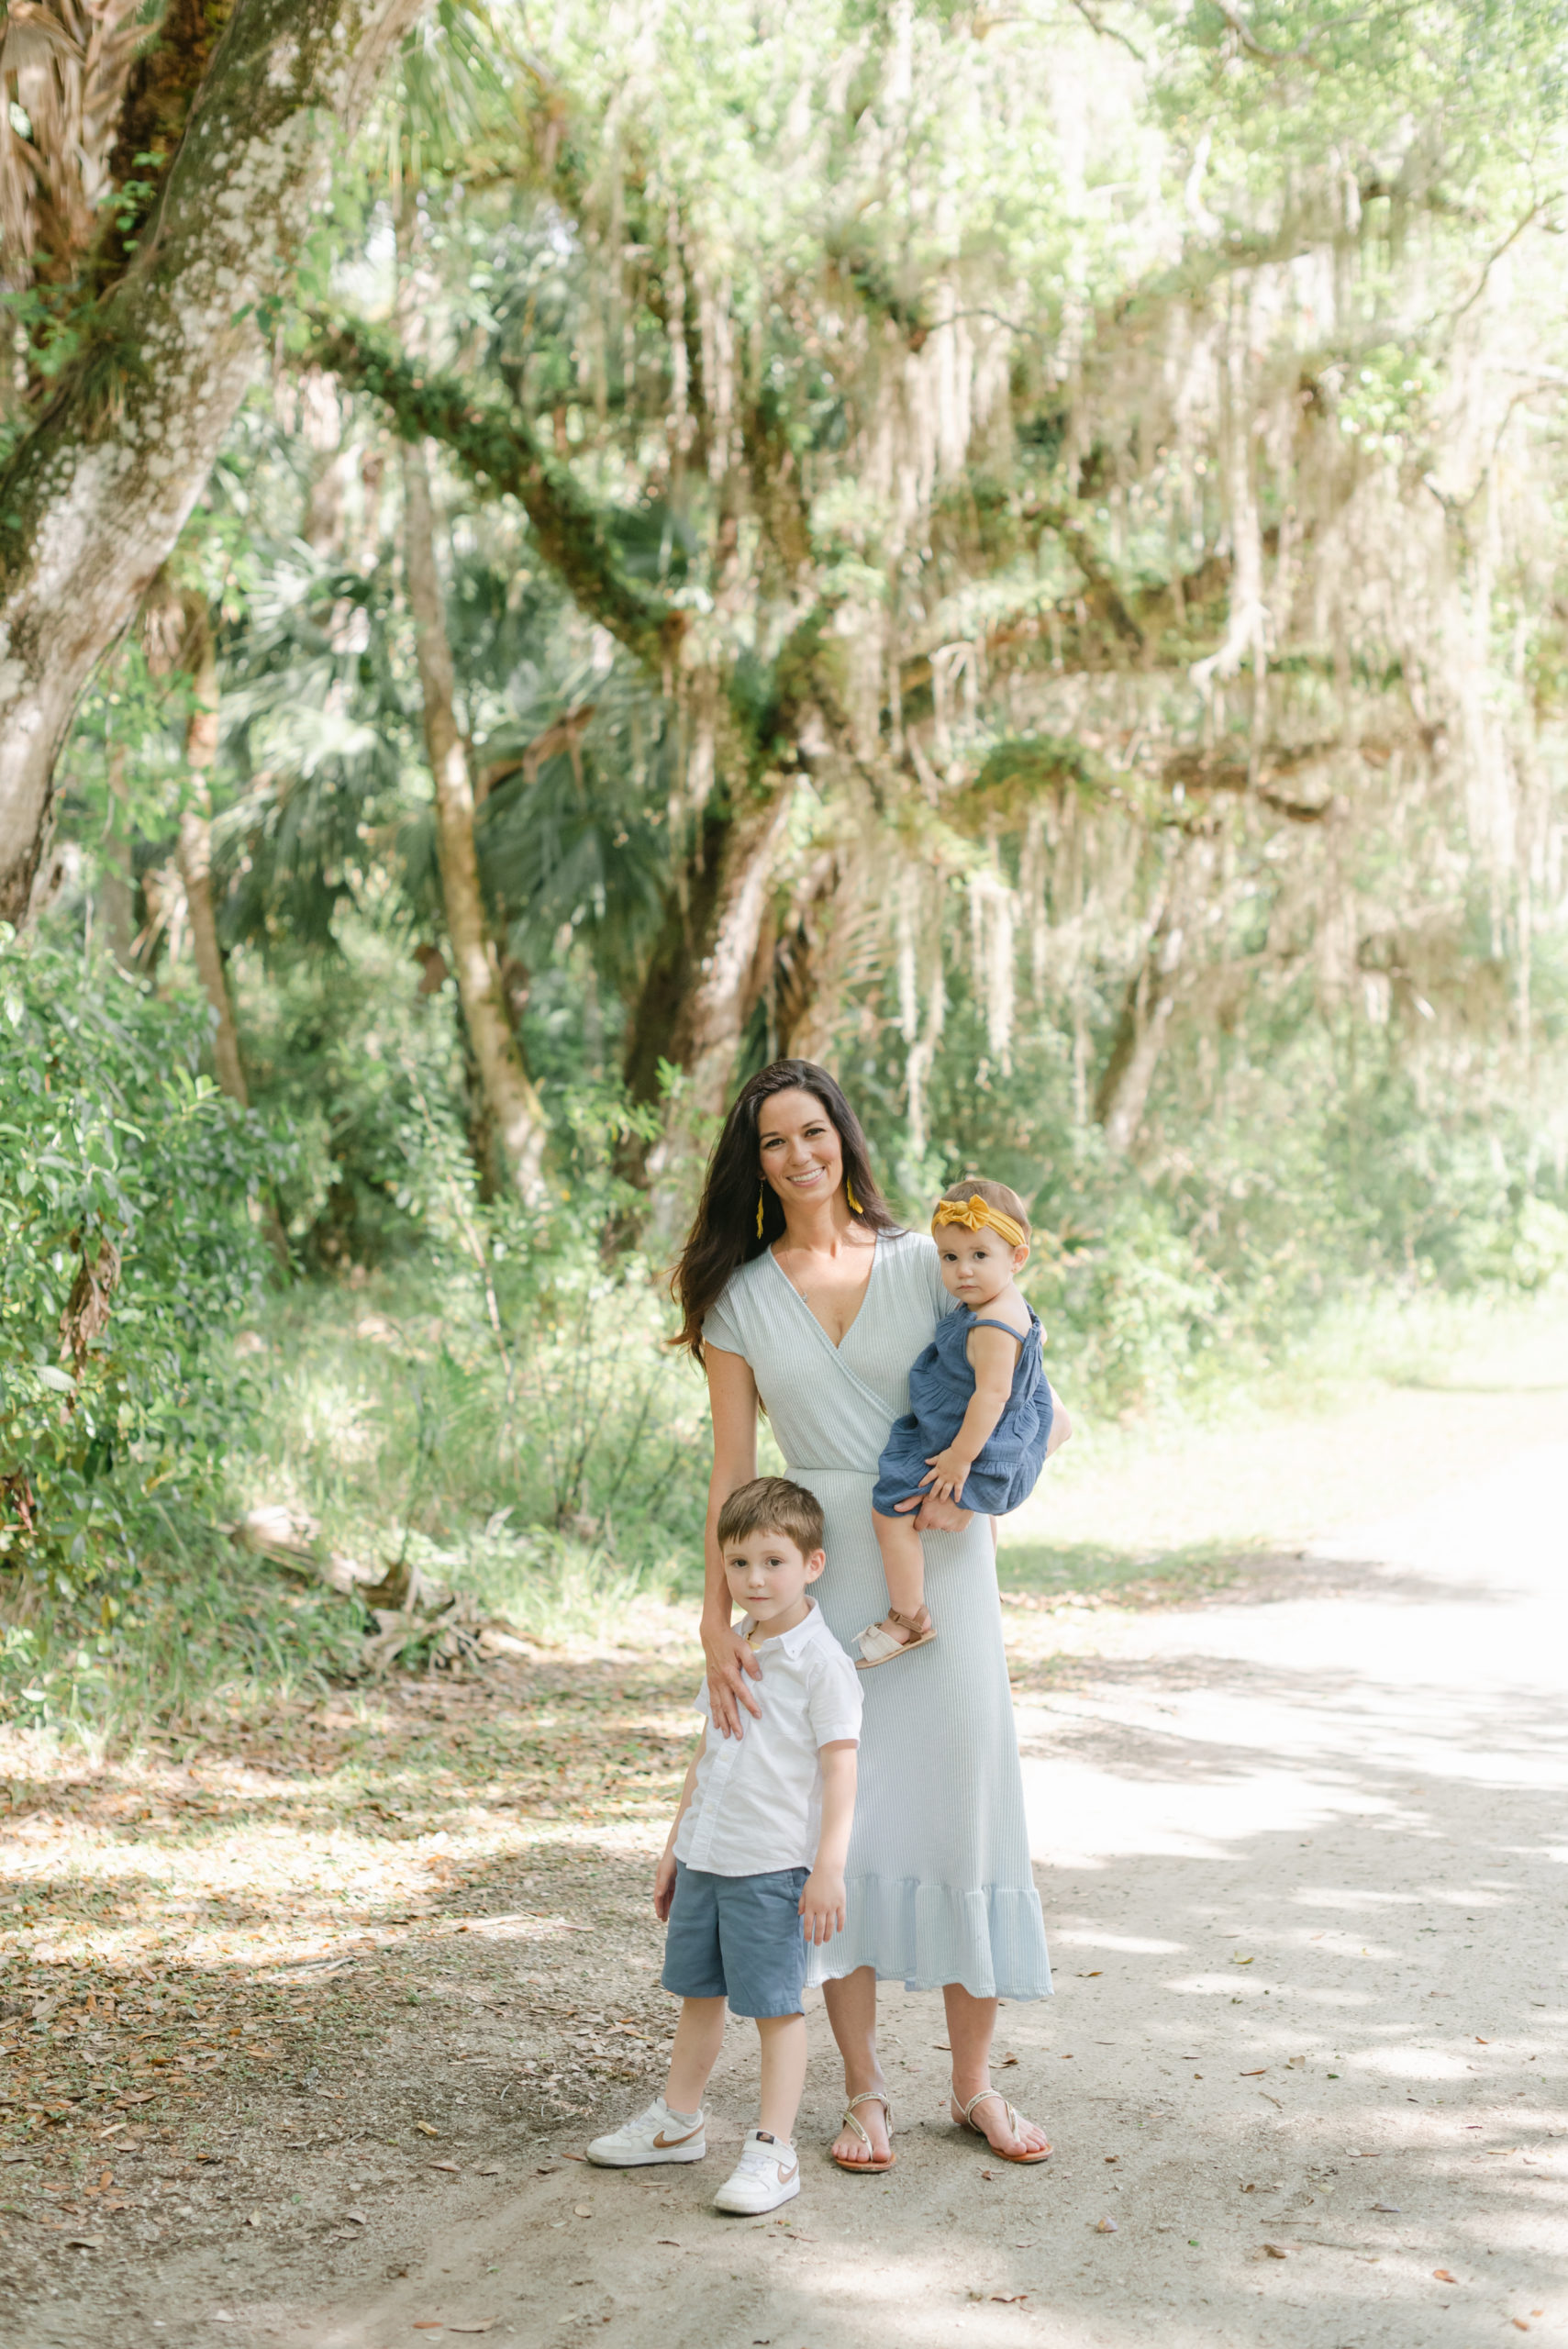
[306,313,685,675]
[0,0,427,926]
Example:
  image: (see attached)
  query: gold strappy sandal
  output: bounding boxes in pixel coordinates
[952,2087,1052,2164]
[830,2089,896,2173]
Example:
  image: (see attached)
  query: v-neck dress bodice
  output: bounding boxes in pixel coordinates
[704,1229,1051,2002]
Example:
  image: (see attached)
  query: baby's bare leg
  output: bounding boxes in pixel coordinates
[873,1508,927,1622]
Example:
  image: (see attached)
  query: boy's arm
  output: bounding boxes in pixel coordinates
[799,1742,857,1945]
[921,1323,1020,1499]
[653,1725,706,1922]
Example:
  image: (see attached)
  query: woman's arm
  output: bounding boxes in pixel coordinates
[702,1343,762,1739]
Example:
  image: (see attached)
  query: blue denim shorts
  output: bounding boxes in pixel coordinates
[662,1860,810,2019]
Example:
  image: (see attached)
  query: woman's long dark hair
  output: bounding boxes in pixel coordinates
[670,1059,901,1359]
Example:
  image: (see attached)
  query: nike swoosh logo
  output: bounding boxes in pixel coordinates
[653,2126,702,2147]
[776,2164,798,2184]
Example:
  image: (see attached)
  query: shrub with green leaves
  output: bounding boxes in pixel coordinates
[0,930,281,1589]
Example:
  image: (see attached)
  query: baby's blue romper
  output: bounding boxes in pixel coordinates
[870,1302,1052,1518]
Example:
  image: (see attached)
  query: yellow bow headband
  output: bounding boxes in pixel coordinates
[931,1195,1029,1250]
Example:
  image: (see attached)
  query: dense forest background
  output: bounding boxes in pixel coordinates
[3,0,1566,1729]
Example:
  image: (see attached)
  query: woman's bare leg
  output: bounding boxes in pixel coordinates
[822,1967,892,2164]
[946,1982,1051,2156]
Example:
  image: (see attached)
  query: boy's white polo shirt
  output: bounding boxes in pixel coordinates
[675,1598,862,1877]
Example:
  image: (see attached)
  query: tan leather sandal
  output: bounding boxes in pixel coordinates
[830,2089,896,2173]
[951,2087,1052,2164]
[855,1608,937,1670]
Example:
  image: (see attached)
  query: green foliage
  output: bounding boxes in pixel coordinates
[0,931,280,1586]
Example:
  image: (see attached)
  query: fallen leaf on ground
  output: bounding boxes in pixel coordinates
[991,2293,1028,2303]
[932,2041,951,2050]
[1240,2069,1266,2076]
[1512,2322,1529,2333]
[981,2168,994,2180]
[430,2162,460,2174]
[999,2053,1018,2067]
[414,2122,439,2138]
[1095,2217,1117,2232]
[1372,2203,1400,2213]
[1231,1954,1254,1965]
[656,2239,680,2246]
[560,2153,585,2163]
[1075,1971,1102,1978]
[345,2210,368,2225]
[573,2204,593,2218]
[1262,2244,1288,2260]
[1433,2269,1457,2283]
[447,2327,495,2336]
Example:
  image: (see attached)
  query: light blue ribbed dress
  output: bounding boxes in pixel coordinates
[704,1229,1052,2003]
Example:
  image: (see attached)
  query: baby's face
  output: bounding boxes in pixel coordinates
[936,1227,1028,1309]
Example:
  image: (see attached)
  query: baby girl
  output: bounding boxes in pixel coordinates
[857,1178,1057,1668]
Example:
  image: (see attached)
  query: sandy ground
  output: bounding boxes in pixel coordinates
[6,1314,1566,2349]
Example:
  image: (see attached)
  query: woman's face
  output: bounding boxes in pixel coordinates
[756,1087,844,1213]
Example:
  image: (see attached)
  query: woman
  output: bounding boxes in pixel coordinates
[671,1058,1061,2170]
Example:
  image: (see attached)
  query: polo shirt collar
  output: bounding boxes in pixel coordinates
[744,1598,822,1656]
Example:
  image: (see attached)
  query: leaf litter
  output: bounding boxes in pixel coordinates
[0,1646,696,2329]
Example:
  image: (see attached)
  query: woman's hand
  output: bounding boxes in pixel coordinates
[702,1615,763,1739]
[653,1845,678,1921]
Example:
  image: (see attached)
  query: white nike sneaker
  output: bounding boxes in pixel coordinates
[584,2097,706,2167]
[712,2128,801,2214]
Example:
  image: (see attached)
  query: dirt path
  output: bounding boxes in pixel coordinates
[6,1325,1566,2349]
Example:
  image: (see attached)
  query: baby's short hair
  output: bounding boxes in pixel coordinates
[717,1475,826,1557]
[937,1175,1031,1243]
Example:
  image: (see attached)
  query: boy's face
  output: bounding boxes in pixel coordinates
[722,1527,825,1626]
[936,1225,1029,1308]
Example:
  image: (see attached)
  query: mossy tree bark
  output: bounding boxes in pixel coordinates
[0,0,426,924]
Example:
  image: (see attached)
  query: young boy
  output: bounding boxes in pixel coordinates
[585,1475,861,2214]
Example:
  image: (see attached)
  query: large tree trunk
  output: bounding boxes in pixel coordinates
[402,440,549,1203]
[172,598,248,1104]
[642,782,795,1240]
[1094,830,1213,1154]
[0,0,425,924]
[619,808,728,1113]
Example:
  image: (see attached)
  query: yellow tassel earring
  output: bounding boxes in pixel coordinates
[756,1183,766,1238]
[846,1177,863,1214]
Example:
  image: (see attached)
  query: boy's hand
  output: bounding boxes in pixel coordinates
[798,1865,846,1946]
[653,1846,677,1922]
[920,1444,971,1503]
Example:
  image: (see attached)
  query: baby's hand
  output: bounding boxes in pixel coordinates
[921,1446,970,1503]
[653,1847,677,1922]
[799,1866,846,1946]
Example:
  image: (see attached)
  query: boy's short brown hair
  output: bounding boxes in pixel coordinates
[717,1475,826,1557]
[937,1175,1031,1243]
